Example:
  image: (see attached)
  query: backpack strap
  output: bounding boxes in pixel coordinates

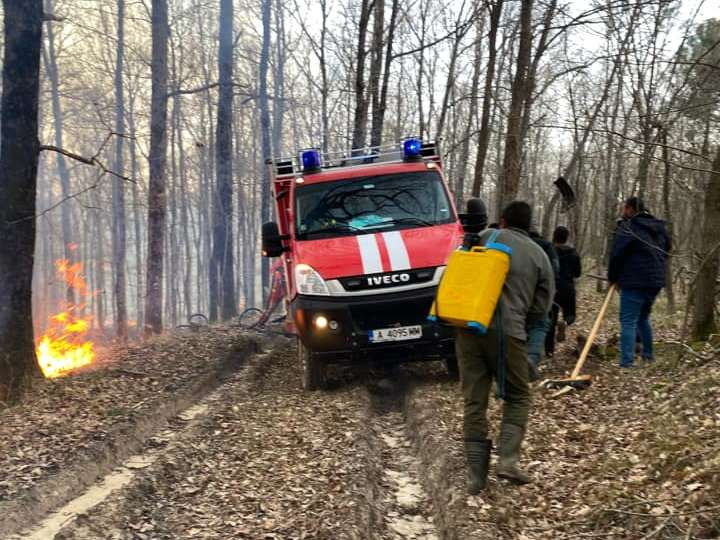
[485,228,513,256]
[486,229,501,245]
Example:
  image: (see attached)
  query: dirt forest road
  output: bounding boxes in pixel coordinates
[8,319,719,540]
[15,341,454,540]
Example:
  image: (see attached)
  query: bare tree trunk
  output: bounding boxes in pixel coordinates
[259,0,272,293]
[436,6,473,143]
[234,112,247,305]
[366,0,384,148]
[0,0,43,402]
[273,0,286,157]
[472,0,503,197]
[211,0,237,322]
[498,0,533,214]
[82,213,93,323]
[600,70,623,268]
[92,199,107,333]
[176,99,193,320]
[319,0,330,154]
[112,0,128,341]
[518,0,558,146]
[168,95,179,327]
[416,2,429,140]
[43,1,76,306]
[39,192,52,327]
[350,0,373,151]
[370,0,399,148]
[457,15,485,206]
[128,107,144,332]
[636,120,655,198]
[144,0,169,336]
[691,147,720,341]
[660,126,675,313]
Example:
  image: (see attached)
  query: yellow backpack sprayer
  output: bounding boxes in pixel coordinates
[429,229,511,332]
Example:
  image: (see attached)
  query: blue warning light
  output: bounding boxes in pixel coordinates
[402,138,423,160]
[301,149,321,172]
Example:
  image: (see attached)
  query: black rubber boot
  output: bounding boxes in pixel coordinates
[496,424,531,485]
[464,439,492,494]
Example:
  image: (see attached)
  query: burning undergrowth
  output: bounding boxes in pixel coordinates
[36,259,96,378]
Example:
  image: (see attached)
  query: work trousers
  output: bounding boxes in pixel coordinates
[456,328,531,441]
[526,315,550,365]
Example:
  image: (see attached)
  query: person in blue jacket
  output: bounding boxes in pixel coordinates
[608,197,670,368]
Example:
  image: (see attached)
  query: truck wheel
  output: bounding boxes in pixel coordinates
[445,357,459,380]
[298,338,327,391]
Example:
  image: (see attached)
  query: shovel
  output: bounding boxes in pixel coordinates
[554,176,576,211]
[542,284,616,398]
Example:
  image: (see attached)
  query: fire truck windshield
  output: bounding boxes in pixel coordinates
[295,171,454,240]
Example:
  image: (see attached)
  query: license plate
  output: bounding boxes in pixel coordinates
[369,325,423,343]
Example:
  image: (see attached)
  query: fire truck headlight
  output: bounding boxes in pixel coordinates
[295,264,330,296]
[314,315,328,330]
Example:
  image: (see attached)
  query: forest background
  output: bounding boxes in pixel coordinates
[1,0,719,400]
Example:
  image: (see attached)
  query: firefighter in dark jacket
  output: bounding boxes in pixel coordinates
[546,226,581,356]
[608,197,670,368]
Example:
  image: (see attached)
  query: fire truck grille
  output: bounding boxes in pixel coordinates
[349,296,434,331]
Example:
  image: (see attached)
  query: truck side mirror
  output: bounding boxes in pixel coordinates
[262,221,285,257]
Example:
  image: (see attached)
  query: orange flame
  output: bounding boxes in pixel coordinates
[37,260,95,378]
[56,259,88,296]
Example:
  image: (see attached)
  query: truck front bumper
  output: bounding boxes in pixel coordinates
[291,287,454,363]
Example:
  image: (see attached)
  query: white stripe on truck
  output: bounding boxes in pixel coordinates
[382,231,411,271]
[357,234,383,274]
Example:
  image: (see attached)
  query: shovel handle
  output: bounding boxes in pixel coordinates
[570,284,616,379]
[551,385,574,398]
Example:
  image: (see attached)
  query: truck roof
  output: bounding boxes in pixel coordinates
[296,160,442,186]
[271,140,443,186]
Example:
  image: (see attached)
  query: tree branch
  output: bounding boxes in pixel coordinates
[38,132,135,184]
[167,81,250,97]
[42,12,64,22]
[534,123,714,163]
[391,7,481,60]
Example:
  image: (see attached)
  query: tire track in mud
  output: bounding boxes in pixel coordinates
[363,377,442,540]
[45,342,374,539]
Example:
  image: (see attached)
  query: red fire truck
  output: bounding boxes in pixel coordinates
[261,139,463,390]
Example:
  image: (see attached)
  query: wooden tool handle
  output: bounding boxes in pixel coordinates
[570,284,616,379]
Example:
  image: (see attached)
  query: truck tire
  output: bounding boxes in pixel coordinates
[298,338,327,391]
[445,357,459,380]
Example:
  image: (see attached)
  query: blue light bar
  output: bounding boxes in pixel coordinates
[402,138,423,160]
[301,149,321,172]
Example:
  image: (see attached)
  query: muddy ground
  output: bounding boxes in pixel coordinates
[2,291,719,539]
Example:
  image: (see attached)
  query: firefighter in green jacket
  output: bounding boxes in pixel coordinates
[456,201,554,493]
